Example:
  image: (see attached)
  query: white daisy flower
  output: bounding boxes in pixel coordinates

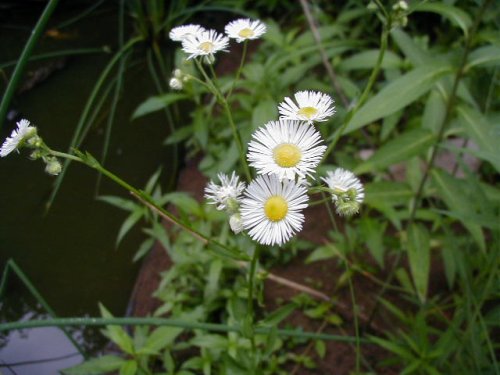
[181,29,229,60]
[240,174,309,246]
[224,18,266,43]
[247,120,326,181]
[204,171,245,212]
[0,119,37,157]
[169,24,206,42]
[322,168,364,216]
[278,91,336,124]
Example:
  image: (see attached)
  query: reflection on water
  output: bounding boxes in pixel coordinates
[0,1,176,369]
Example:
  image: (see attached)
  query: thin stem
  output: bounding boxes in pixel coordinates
[0,0,61,130]
[299,0,348,107]
[226,41,248,101]
[322,24,389,162]
[0,317,367,343]
[247,245,262,370]
[194,59,251,181]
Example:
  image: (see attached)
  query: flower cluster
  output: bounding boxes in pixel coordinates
[168,19,364,246]
[169,18,267,65]
[202,87,362,246]
[0,119,62,175]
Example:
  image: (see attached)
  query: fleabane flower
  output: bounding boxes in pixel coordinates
[247,120,326,181]
[0,119,37,157]
[322,168,364,216]
[240,174,309,246]
[204,171,245,212]
[278,91,335,124]
[225,18,266,43]
[169,24,206,42]
[181,29,229,60]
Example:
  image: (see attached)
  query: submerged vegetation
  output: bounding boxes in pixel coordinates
[1,0,500,374]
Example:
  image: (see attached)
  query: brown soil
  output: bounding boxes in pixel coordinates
[127,156,401,374]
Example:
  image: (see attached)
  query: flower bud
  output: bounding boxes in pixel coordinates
[169,78,183,90]
[229,213,243,234]
[45,158,62,176]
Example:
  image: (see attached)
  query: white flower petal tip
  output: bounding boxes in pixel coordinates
[181,29,230,60]
[0,119,37,157]
[321,168,364,216]
[225,18,266,43]
[169,24,206,42]
[240,174,309,246]
[247,119,326,181]
[278,91,336,124]
[204,171,245,212]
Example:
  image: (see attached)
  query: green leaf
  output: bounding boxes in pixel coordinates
[364,181,413,206]
[116,209,144,247]
[164,125,194,145]
[422,90,446,134]
[98,304,135,354]
[360,217,387,268]
[259,303,297,327]
[252,99,278,130]
[119,360,138,375]
[204,259,223,302]
[344,63,453,134]
[190,334,228,349]
[62,355,125,375]
[391,28,430,65]
[132,93,187,120]
[315,340,326,359]
[355,128,436,174]
[140,326,183,355]
[339,49,402,71]
[133,237,155,262]
[407,223,430,303]
[466,45,500,70]
[161,192,201,215]
[457,105,500,173]
[431,169,485,252]
[413,3,472,36]
[98,196,136,212]
[305,244,338,263]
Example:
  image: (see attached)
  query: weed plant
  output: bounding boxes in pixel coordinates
[0,0,499,374]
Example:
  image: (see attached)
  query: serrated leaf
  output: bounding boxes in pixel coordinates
[344,63,453,134]
[355,128,436,174]
[98,304,134,354]
[62,355,125,375]
[407,223,430,303]
[132,93,187,120]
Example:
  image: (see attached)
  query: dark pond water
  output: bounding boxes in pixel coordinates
[0,2,176,373]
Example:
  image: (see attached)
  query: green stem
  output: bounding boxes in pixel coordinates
[0,0,61,130]
[226,41,248,101]
[247,245,262,370]
[194,59,251,181]
[0,317,367,343]
[322,24,389,163]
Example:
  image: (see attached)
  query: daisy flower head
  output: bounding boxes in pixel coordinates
[240,174,309,246]
[169,24,206,42]
[225,18,266,43]
[322,168,364,216]
[181,29,229,61]
[0,119,37,157]
[278,91,335,124]
[247,119,326,181]
[204,171,245,213]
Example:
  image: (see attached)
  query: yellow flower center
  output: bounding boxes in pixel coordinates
[264,196,288,222]
[273,143,302,168]
[238,28,255,39]
[199,41,214,53]
[297,106,318,119]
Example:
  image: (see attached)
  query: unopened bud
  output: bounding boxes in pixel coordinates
[229,213,243,234]
[45,158,62,176]
[169,78,183,90]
